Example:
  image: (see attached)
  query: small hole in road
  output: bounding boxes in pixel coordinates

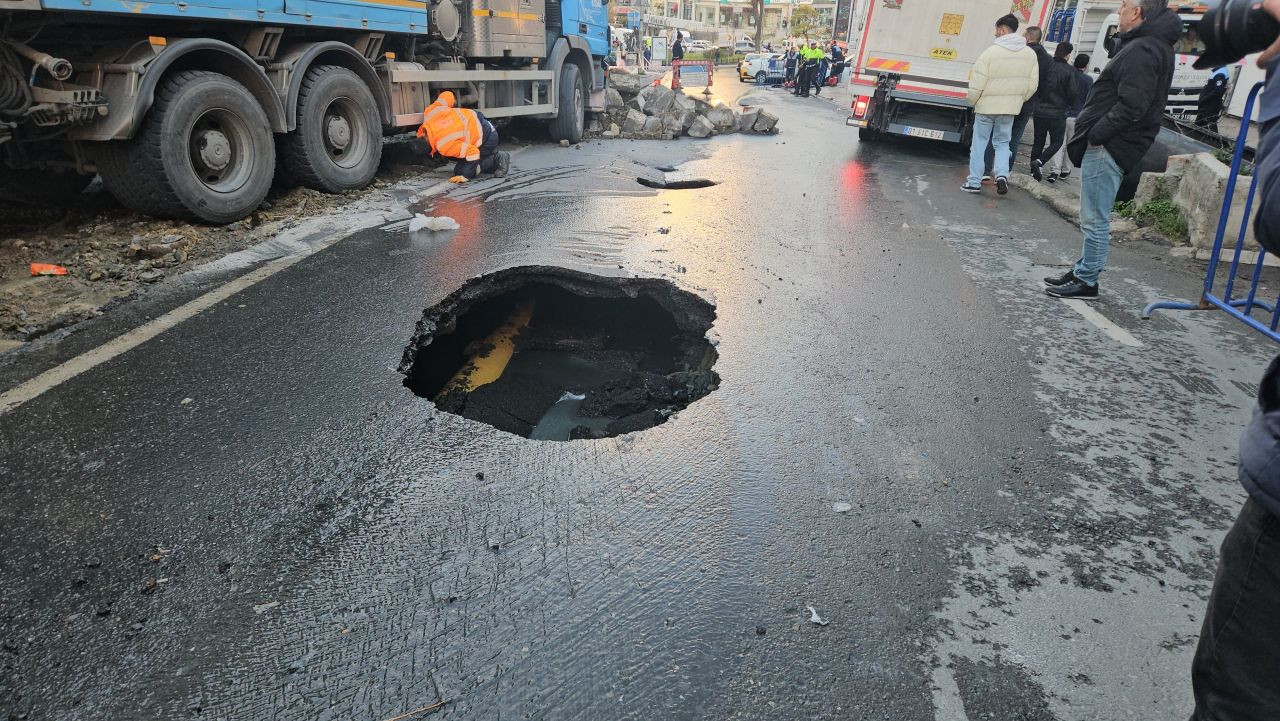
[636,177,718,190]
[400,266,719,441]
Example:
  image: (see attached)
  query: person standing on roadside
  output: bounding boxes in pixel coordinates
[1044,53,1094,182]
[784,47,798,88]
[1045,0,1179,299]
[1196,65,1230,133]
[1189,6,1280,716]
[795,42,820,98]
[985,25,1050,180]
[963,14,1039,196]
[1030,42,1079,182]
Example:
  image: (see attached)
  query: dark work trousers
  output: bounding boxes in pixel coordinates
[1190,497,1280,720]
[985,107,1033,176]
[796,62,815,97]
[1031,115,1067,164]
[453,118,499,179]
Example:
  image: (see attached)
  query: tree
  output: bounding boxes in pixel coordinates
[790,5,829,42]
[750,0,764,50]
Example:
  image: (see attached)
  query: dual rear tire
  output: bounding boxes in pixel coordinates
[97,66,381,224]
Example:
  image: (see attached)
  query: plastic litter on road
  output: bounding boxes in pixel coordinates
[30,263,69,276]
[408,214,460,232]
[807,605,830,626]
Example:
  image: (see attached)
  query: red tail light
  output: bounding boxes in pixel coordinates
[853,96,869,118]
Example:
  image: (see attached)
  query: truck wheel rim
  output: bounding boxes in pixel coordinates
[323,96,369,170]
[188,108,252,194]
[575,80,583,133]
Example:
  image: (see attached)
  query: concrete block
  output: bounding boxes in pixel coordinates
[1173,152,1258,251]
[753,109,779,133]
[639,84,675,116]
[605,87,625,109]
[622,108,646,134]
[688,115,715,138]
[738,108,760,133]
[609,71,652,97]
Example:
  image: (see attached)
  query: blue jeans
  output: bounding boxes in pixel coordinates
[968,114,1013,186]
[985,108,1032,175]
[1072,147,1125,285]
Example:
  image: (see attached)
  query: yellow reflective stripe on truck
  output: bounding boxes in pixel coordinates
[471,8,541,20]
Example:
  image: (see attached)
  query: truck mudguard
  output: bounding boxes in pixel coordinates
[278,42,391,130]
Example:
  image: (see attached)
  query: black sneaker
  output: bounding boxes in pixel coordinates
[1030,159,1043,181]
[1046,279,1099,299]
[1043,269,1077,286]
[495,151,511,178]
[961,183,981,193]
[1059,169,1071,179]
[982,174,993,184]
[995,176,1008,195]
[1045,173,1057,184]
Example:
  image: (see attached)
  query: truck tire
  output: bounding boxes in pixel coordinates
[97,70,274,224]
[858,127,879,142]
[548,63,584,144]
[0,167,92,206]
[278,65,382,193]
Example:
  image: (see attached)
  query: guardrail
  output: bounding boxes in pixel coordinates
[1143,82,1278,342]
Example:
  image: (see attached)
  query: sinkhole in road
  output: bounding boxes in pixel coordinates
[636,177,718,190]
[399,266,719,441]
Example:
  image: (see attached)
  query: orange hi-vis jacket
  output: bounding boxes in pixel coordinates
[416,91,483,162]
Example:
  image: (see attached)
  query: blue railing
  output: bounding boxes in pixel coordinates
[1046,9,1076,43]
[1143,82,1279,342]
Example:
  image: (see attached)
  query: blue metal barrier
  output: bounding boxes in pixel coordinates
[1142,82,1280,342]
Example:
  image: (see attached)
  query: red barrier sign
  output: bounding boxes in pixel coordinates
[671,60,713,90]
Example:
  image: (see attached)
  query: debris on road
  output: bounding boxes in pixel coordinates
[806,606,830,626]
[832,502,853,514]
[252,601,279,615]
[598,69,779,141]
[408,214,461,232]
[29,263,68,276]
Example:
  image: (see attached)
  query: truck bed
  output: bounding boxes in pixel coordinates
[852,0,1052,100]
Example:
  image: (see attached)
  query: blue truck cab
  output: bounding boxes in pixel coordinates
[0,0,609,221]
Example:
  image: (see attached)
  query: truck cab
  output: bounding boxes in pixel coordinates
[1079,8,1215,119]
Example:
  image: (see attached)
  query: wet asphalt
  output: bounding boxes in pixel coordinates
[2,70,1277,721]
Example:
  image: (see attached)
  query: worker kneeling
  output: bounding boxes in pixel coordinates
[417,91,511,183]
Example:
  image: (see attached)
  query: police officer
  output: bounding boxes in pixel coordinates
[1196,65,1230,134]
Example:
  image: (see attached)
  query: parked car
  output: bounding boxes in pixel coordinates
[738,53,782,83]
[686,39,712,53]
[734,40,757,54]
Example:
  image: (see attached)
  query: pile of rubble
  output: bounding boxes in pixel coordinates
[591,71,779,140]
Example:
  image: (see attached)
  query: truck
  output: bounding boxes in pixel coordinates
[846,0,1053,144]
[0,0,609,222]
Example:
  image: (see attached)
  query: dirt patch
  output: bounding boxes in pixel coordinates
[399,266,718,440]
[0,138,449,344]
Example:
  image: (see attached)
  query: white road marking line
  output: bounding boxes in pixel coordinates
[1059,298,1143,348]
[0,150,536,416]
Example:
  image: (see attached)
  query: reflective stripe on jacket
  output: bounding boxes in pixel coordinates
[416,101,483,161]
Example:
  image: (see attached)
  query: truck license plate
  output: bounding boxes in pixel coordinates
[903,126,945,140]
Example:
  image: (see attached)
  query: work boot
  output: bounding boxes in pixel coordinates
[1046,278,1099,299]
[1043,269,1077,286]
[495,151,511,178]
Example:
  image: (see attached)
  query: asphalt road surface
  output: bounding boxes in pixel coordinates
[2,69,1274,721]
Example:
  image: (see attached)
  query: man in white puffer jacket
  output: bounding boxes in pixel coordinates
[963,14,1039,196]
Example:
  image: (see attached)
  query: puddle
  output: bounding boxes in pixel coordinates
[399,266,719,440]
[636,177,718,190]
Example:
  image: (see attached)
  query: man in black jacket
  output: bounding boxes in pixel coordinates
[1044,0,1179,299]
[1030,42,1079,181]
[1189,5,1280,716]
[985,25,1051,179]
